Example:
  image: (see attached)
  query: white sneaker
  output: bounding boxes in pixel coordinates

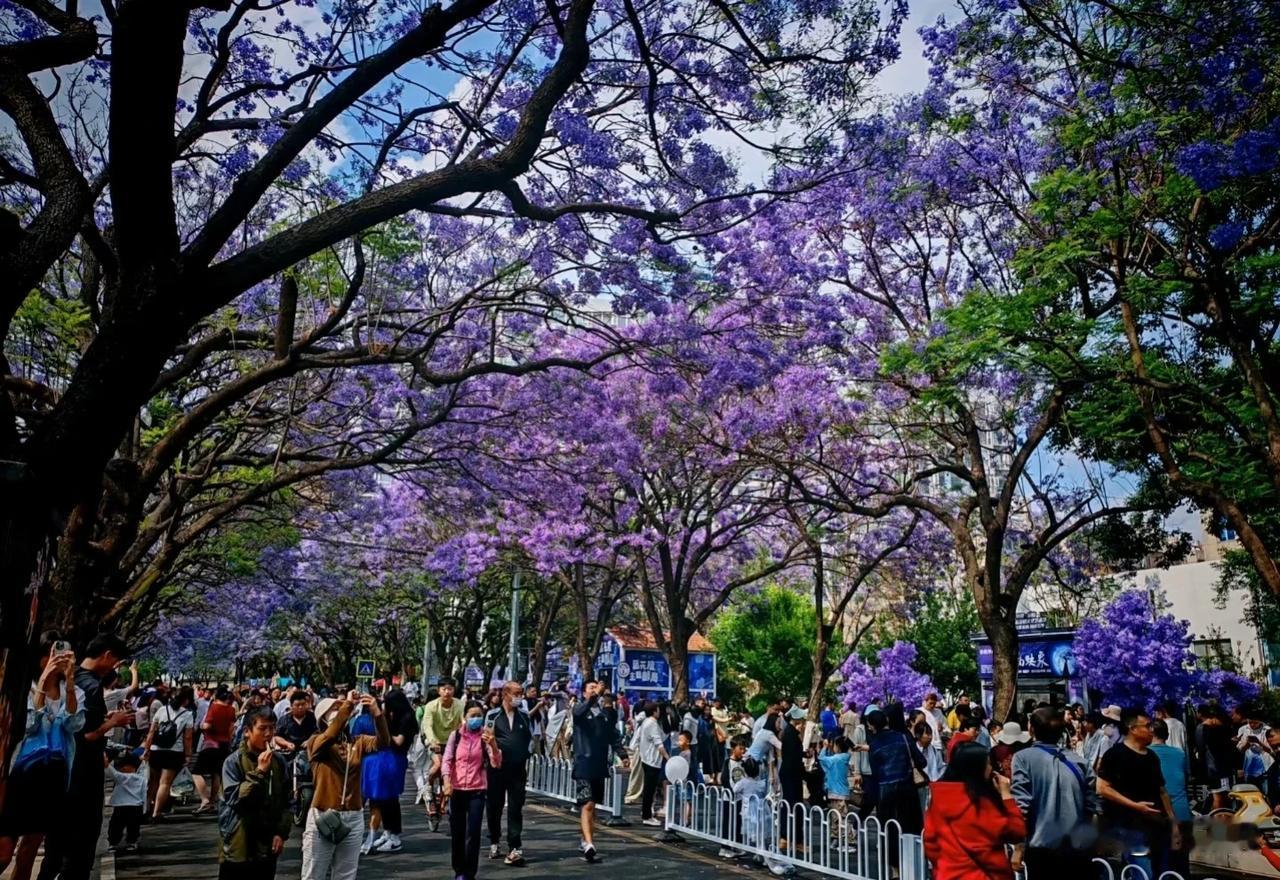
[718,847,737,859]
[489,844,502,860]
[360,831,377,855]
[380,833,402,853]
[642,818,662,827]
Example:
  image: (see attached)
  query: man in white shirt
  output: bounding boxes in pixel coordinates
[919,693,946,758]
[635,702,669,826]
[1155,700,1188,752]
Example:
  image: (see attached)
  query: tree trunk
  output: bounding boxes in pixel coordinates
[983,610,1018,722]
[0,486,54,809]
[528,582,563,688]
[669,626,691,704]
[807,622,835,721]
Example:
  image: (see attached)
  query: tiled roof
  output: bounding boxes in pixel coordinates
[608,624,714,653]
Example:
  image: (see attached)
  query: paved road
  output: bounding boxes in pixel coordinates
[113,794,764,880]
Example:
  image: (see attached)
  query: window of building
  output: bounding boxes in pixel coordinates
[1192,638,1233,669]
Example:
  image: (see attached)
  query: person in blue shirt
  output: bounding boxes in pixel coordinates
[818,737,853,828]
[820,702,840,742]
[1151,719,1193,878]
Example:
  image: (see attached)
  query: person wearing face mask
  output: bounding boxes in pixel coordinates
[444,702,502,880]
[484,682,532,865]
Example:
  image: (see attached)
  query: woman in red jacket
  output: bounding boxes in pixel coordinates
[924,742,1026,880]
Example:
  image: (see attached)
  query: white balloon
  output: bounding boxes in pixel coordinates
[664,755,689,784]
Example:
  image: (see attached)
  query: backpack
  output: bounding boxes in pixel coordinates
[154,705,186,749]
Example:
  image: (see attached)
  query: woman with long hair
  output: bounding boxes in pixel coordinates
[923,742,1026,880]
[0,632,84,880]
[144,685,195,821]
[362,689,416,853]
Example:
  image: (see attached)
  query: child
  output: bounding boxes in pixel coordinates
[718,736,749,858]
[676,730,704,824]
[733,756,795,877]
[106,751,148,853]
[818,737,853,828]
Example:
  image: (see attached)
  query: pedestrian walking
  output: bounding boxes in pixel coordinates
[144,685,195,821]
[194,687,237,814]
[218,707,292,880]
[485,681,533,865]
[1010,707,1098,880]
[301,694,388,880]
[924,741,1026,880]
[571,680,629,863]
[105,751,146,854]
[444,701,502,880]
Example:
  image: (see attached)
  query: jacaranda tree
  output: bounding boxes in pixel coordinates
[0,0,910,778]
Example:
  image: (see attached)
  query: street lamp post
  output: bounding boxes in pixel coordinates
[508,569,522,682]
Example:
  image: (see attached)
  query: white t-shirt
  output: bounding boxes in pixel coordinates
[149,704,193,752]
[109,765,148,806]
[1164,716,1188,751]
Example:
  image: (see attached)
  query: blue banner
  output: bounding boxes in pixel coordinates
[977,637,1076,680]
[688,652,717,695]
[620,650,670,689]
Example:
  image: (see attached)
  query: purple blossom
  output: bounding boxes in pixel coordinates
[838,641,936,711]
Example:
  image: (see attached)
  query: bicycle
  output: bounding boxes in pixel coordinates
[425,747,448,832]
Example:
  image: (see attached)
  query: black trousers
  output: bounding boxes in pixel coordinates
[107,806,142,845]
[218,859,278,880]
[486,762,527,848]
[37,763,104,880]
[450,789,487,880]
[371,797,402,834]
[641,763,663,820]
[1023,845,1095,880]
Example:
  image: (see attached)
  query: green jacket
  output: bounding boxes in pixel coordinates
[218,742,291,863]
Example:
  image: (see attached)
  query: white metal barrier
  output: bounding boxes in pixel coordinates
[659,781,1216,880]
[661,781,924,879]
[524,754,628,824]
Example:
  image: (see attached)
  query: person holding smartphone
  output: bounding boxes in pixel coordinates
[924,742,1026,880]
[484,682,533,865]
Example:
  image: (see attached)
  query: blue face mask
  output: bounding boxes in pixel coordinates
[467,717,484,732]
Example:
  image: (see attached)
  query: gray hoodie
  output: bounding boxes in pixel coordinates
[1011,742,1100,849]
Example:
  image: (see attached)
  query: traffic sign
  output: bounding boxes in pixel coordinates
[356,658,375,679]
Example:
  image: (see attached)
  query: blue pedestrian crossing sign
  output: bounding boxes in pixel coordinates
[356,659,375,679]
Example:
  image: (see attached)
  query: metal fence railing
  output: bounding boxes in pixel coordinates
[524,754,629,824]
[658,780,1216,880]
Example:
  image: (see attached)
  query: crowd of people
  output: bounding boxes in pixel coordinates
[5,631,1277,880]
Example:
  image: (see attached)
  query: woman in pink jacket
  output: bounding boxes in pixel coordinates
[443,701,502,880]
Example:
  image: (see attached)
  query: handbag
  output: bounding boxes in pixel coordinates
[905,735,928,787]
[312,741,353,844]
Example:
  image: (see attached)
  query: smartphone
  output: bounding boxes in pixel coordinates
[485,715,496,732]
[53,640,72,654]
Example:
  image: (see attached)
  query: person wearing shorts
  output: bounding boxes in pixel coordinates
[193,687,236,814]
[144,687,195,820]
[571,681,628,863]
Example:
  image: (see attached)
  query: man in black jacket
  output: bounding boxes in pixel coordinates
[571,680,629,863]
[485,681,533,865]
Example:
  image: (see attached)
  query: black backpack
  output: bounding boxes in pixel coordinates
[154,706,186,749]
